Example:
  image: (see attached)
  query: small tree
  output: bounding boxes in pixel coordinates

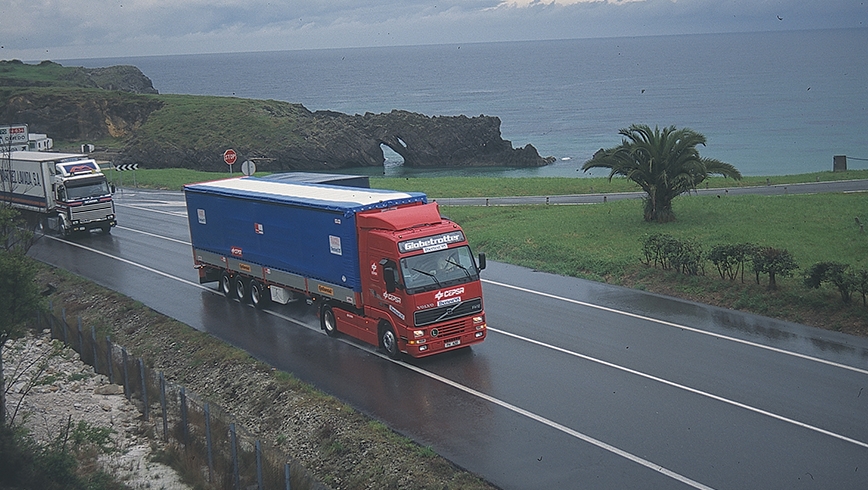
[0,206,42,427]
[804,262,857,304]
[751,247,798,290]
[709,243,757,282]
[855,269,868,307]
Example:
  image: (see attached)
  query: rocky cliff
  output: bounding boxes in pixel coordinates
[1,61,554,171]
[121,107,554,172]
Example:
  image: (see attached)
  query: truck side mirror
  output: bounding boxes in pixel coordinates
[384,266,399,293]
[478,252,486,271]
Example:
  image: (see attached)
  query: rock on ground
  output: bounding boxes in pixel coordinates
[3,329,190,489]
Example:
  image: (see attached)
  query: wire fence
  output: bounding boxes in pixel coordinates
[35,302,330,490]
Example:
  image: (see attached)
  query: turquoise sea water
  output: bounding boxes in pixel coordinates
[65,28,868,178]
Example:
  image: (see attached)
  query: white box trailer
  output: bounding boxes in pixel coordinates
[0,151,116,235]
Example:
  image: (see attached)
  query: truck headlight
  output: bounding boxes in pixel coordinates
[413,329,425,338]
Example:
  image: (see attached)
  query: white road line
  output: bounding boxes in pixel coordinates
[116,202,188,217]
[483,279,868,377]
[116,226,190,246]
[490,326,868,450]
[51,227,868,485]
[45,234,718,490]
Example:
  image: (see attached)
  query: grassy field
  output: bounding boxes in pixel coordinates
[109,167,868,197]
[113,167,868,333]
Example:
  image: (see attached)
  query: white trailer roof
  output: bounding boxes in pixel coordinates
[186,176,423,207]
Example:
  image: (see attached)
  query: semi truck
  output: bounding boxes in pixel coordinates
[184,175,487,358]
[0,151,116,235]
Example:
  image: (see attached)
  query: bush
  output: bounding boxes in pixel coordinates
[708,243,757,282]
[751,247,799,291]
[641,234,704,276]
[804,262,862,304]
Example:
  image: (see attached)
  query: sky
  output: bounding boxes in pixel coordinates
[1,1,865,61]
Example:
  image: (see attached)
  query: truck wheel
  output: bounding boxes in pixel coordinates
[250,281,269,308]
[234,277,250,303]
[220,272,233,298]
[321,305,339,337]
[102,225,112,234]
[380,324,400,359]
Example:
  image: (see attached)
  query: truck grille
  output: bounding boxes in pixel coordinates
[414,298,482,327]
[429,319,467,338]
[72,203,113,223]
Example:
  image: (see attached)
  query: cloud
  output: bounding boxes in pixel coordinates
[0,0,863,60]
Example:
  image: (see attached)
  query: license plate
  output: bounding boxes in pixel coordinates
[444,339,461,348]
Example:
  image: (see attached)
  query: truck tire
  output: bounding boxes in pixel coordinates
[321,304,339,337]
[102,225,112,234]
[220,271,233,298]
[380,323,400,359]
[234,277,250,303]
[250,281,269,308]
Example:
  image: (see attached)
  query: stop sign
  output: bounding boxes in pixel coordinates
[223,149,237,165]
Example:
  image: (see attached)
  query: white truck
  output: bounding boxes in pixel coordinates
[0,151,117,235]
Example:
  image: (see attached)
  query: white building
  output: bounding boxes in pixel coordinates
[28,133,53,151]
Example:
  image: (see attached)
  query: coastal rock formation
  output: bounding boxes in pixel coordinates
[121,107,554,172]
[1,61,553,170]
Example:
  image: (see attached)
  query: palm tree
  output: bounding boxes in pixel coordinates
[582,124,742,223]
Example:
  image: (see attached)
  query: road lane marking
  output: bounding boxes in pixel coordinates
[483,279,868,377]
[116,202,188,217]
[116,209,868,377]
[489,326,868,450]
[49,230,868,488]
[116,225,191,246]
[101,224,868,448]
[46,234,717,489]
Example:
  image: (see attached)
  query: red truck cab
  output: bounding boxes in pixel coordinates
[322,201,487,358]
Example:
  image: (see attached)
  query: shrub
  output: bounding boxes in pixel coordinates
[804,262,860,304]
[708,243,757,282]
[751,247,799,290]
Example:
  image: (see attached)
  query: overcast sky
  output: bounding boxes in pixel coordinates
[1,1,865,61]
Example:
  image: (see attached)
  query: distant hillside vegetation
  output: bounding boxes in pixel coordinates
[0,60,552,171]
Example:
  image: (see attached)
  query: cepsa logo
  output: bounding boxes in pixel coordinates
[435,287,463,306]
[231,246,243,257]
[383,291,401,304]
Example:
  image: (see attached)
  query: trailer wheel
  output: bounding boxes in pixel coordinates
[220,272,233,298]
[380,323,400,359]
[250,281,269,308]
[234,277,250,303]
[321,304,338,337]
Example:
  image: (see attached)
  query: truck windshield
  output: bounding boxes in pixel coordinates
[400,246,478,294]
[65,178,110,200]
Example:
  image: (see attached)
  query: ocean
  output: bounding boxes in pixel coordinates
[63,28,868,178]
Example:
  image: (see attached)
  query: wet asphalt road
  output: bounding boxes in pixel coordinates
[27,187,868,490]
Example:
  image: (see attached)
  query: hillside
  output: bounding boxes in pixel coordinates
[0,60,553,172]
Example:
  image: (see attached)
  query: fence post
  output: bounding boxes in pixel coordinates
[58,304,68,345]
[256,440,264,490]
[160,373,168,442]
[180,387,189,446]
[122,348,130,400]
[285,462,291,490]
[139,358,149,421]
[105,336,114,384]
[91,326,98,374]
[230,423,240,490]
[205,403,214,483]
[77,317,83,360]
